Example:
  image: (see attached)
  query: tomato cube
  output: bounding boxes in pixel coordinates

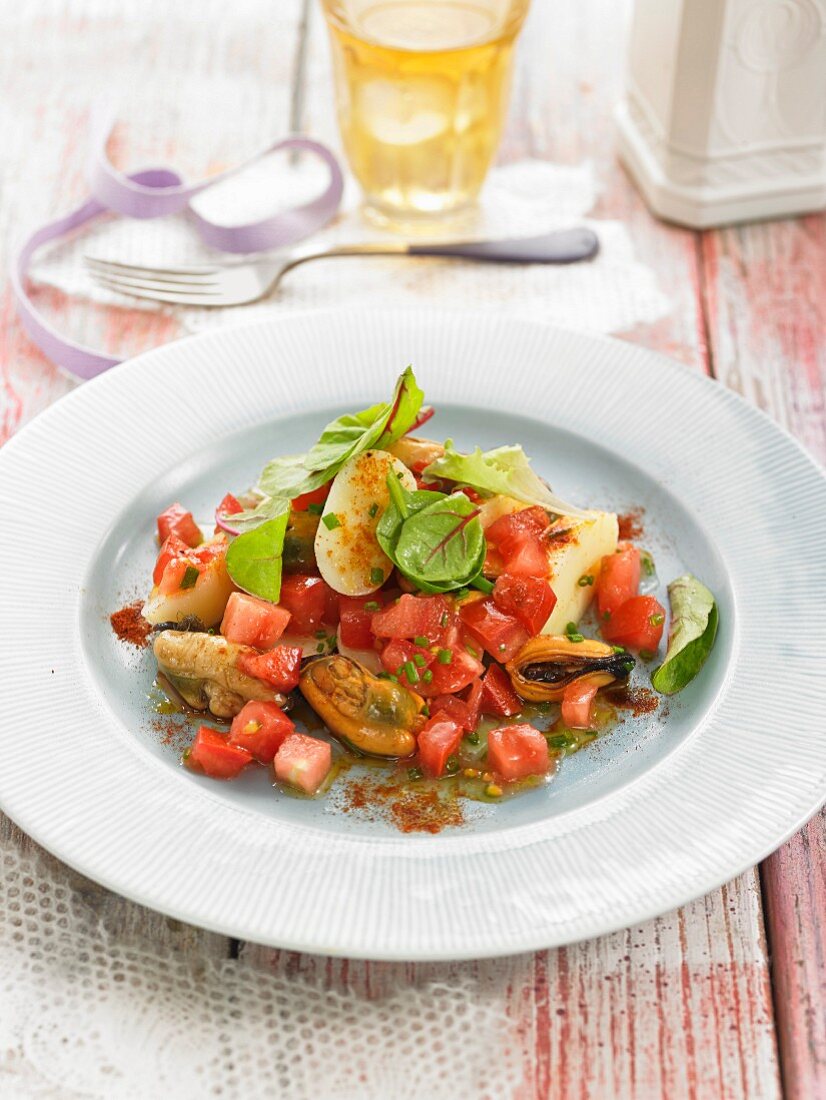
[186,726,252,779]
[381,639,434,687]
[339,594,386,649]
[229,700,294,763]
[157,503,202,548]
[278,575,333,634]
[493,573,557,635]
[415,639,484,698]
[487,723,550,781]
[238,645,303,692]
[291,483,331,512]
[502,538,549,578]
[157,556,202,596]
[480,664,523,718]
[217,493,243,517]
[153,533,189,586]
[417,715,464,777]
[274,733,332,794]
[460,598,529,663]
[431,677,483,731]
[597,546,641,619]
[221,592,291,649]
[601,595,666,652]
[561,676,603,730]
[486,507,549,557]
[371,594,451,644]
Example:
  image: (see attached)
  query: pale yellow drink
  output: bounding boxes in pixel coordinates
[320,1,531,223]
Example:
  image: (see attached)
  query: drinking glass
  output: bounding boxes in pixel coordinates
[319,0,531,226]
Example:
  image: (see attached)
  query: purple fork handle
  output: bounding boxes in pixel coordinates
[408,227,599,264]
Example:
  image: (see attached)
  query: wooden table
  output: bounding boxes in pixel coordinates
[1,2,823,1096]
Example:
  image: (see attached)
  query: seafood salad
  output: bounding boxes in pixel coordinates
[139,369,719,816]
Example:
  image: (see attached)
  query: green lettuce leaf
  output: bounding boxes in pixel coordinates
[422,441,593,519]
[225,509,290,602]
[651,574,718,695]
[376,477,485,594]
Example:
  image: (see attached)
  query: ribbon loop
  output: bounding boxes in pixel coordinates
[13,113,344,381]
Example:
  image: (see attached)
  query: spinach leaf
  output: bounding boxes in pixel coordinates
[225,509,290,603]
[377,477,485,593]
[422,440,592,519]
[651,574,718,695]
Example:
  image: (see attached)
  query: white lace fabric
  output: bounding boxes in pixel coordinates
[0,830,523,1099]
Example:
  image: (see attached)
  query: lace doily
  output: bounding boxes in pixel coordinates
[0,828,523,1098]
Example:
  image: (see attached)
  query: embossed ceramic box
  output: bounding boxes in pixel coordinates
[615,0,826,227]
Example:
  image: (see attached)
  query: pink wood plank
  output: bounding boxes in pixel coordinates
[701,215,826,1098]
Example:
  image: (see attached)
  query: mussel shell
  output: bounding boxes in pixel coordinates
[507,635,635,702]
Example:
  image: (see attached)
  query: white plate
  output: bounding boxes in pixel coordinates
[0,310,824,960]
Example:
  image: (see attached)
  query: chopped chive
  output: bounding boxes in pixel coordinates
[321,512,341,530]
[182,747,192,761]
[407,766,424,781]
[437,648,453,664]
[640,648,655,661]
[316,643,326,653]
[440,612,449,627]
[445,755,459,775]
[641,551,656,576]
[388,674,399,683]
[611,645,626,654]
[421,704,430,717]
[413,635,430,647]
[364,601,380,612]
[649,612,665,626]
[565,621,584,643]
[396,665,405,677]
[498,643,506,652]
[179,565,200,590]
[368,502,379,518]
[370,566,384,585]
[602,610,611,621]
[422,669,434,684]
[577,574,594,587]
[413,653,426,668]
[397,471,405,479]
[466,643,479,658]
[307,502,324,516]
[465,732,480,746]
[315,629,327,639]
[404,660,420,684]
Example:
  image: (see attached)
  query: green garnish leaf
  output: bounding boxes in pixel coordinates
[179,565,200,590]
[376,477,486,593]
[651,574,718,695]
[225,509,290,602]
[422,440,592,519]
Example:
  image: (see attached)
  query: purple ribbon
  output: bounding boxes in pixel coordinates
[12,108,344,381]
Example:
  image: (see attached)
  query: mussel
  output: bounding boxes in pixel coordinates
[300,655,426,758]
[507,635,635,703]
[154,630,286,718]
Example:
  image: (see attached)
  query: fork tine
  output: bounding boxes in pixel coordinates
[89,268,222,296]
[89,272,223,305]
[84,256,222,281]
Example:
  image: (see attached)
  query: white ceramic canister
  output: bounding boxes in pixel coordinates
[615,0,826,227]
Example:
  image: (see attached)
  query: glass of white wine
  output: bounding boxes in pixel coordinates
[319,0,531,227]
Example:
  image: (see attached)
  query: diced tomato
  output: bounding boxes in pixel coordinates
[416,639,484,698]
[460,598,529,663]
[561,676,603,730]
[291,482,331,512]
[229,700,294,764]
[431,677,483,731]
[278,575,333,634]
[503,538,549,578]
[339,594,383,649]
[186,726,252,779]
[601,595,666,651]
[493,573,557,634]
[157,556,201,596]
[323,585,340,627]
[238,645,303,692]
[487,723,550,781]
[153,534,189,586]
[371,593,450,644]
[483,545,506,577]
[274,733,332,794]
[417,715,464,777]
[480,664,523,718]
[221,592,291,649]
[157,502,202,547]
[486,506,549,558]
[596,545,641,619]
[381,639,434,687]
[217,493,243,517]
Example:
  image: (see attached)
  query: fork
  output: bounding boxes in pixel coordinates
[84,227,599,307]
